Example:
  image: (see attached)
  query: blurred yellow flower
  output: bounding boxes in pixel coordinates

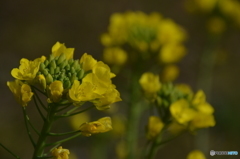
[187,150,206,159]
[192,90,206,106]
[52,42,74,60]
[51,146,70,159]
[69,112,90,130]
[207,16,226,34]
[159,43,186,63]
[161,64,180,82]
[139,72,161,94]
[48,81,64,103]
[170,99,196,124]
[146,116,164,139]
[80,117,112,137]
[168,120,187,135]
[103,47,128,65]
[176,84,194,100]
[79,53,97,72]
[189,113,216,130]
[7,80,33,107]
[11,56,45,81]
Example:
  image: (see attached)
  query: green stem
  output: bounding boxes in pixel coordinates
[55,103,72,112]
[56,106,94,118]
[31,86,47,97]
[0,143,21,159]
[48,130,81,136]
[146,133,162,159]
[22,107,36,148]
[45,132,82,147]
[33,89,48,111]
[32,105,57,159]
[26,114,40,136]
[33,96,46,121]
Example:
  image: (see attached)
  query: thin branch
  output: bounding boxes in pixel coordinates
[26,115,40,136]
[33,89,48,111]
[45,133,82,147]
[56,104,72,113]
[48,130,81,136]
[31,86,47,96]
[33,96,46,121]
[56,106,94,118]
[22,107,36,148]
[0,143,21,159]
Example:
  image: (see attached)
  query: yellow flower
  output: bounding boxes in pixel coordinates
[80,117,112,137]
[187,150,206,159]
[37,74,47,90]
[7,80,33,107]
[192,90,206,106]
[69,112,90,130]
[51,146,70,159]
[93,84,122,110]
[170,99,196,124]
[176,84,194,101]
[103,47,128,65]
[139,72,161,94]
[52,42,74,60]
[189,113,216,131]
[146,116,164,139]
[161,64,180,82]
[11,56,46,81]
[48,81,64,103]
[68,80,100,104]
[79,53,97,72]
[159,43,186,63]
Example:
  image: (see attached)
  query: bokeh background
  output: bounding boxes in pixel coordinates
[0,0,240,159]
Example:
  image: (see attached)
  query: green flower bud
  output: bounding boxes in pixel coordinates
[42,69,49,76]
[46,74,53,84]
[44,59,49,67]
[70,74,77,83]
[49,54,55,61]
[70,67,75,74]
[68,58,74,65]
[40,63,45,72]
[50,60,57,69]
[65,64,70,71]
[57,53,66,65]
[55,67,60,74]
[59,60,67,69]
[63,80,71,89]
[77,69,84,79]
[49,67,55,75]
[71,60,79,68]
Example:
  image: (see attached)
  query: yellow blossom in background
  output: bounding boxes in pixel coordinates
[159,43,186,63]
[170,99,196,124]
[79,53,97,72]
[189,113,216,130]
[185,0,218,13]
[52,42,74,60]
[11,56,45,81]
[161,64,180,82]
[176,84,194,100]
[111,116,126,136]
[192,90,206,106]
[7,80,33,107]
[103,47,128,65]
[187,150,206,159]
[116,141,128,159]
[48,81,64,103]
[69,112,90,130]
[168,120,187,135]
[146,116,164,139]
[139,72,161,94]
[207,16,226,34]
[51,146,70,159]
[80,117,112,137]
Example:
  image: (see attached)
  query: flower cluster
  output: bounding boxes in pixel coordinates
[7,42,121,110]
[139,72,215,139]
[101,11,187,66]
[185,0,240,33]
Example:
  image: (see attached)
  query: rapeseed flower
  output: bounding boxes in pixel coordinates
[146,116,164,139]
[51,146,70,159]
[187,150,206,159]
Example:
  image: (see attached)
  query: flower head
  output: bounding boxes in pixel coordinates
[187,150,206,159]
[80,117,112,136]
[11,56,45,81]
[146,116,164,139]
[51,146,70,159]
[7,80,33,107]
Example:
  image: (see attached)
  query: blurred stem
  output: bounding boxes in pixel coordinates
[48,130,81,136]
[195,34,220,153]
[0,143,21,159]
[126,71,144,159]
